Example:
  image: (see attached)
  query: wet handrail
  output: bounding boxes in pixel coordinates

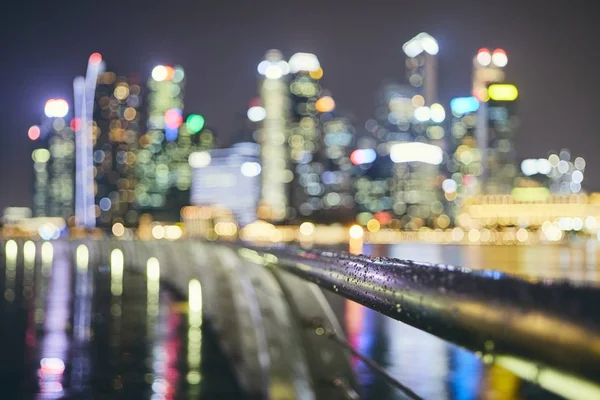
[237,244,600,390]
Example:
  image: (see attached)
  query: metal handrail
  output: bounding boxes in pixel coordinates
[237,244,600,391]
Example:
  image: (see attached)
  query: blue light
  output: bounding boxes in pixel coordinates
[450,97,479,115]
[99,197,112,211]
[165,127,179,142]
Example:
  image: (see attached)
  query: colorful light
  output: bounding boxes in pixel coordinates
[70,118,81,132]
[89,52,102,66]
[315,96,336,113]
[350,148,377,165]
[450,96,480,115]
[186,114,205,134]
[28,125,41,140]
[165,108,183,129]
[487,84,518,101]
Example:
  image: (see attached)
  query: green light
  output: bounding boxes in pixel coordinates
[186,114,205,134]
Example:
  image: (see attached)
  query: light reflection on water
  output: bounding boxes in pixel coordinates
[340,243,587,399]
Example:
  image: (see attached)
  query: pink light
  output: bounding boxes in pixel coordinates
[165,108,183,129]
[89,52,102,65]
[70,117,81,132]
[28,125,41,140]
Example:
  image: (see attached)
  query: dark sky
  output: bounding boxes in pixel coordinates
[1,0,599,211]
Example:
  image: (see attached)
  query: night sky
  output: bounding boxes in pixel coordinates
[1,0,599,212]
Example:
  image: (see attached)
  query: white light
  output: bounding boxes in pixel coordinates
[558,160,569,174]
[476,51,492,66]
[420,35,439,55]
[288,52,320,73]
[586,216,597,230]
[403,33,438,57]
[573,217,584,231]
[572,170,584,184]
[247,106,266,122]
[390,142,443,165]
[442,179,458,193]
[521,159,537,176]
[278,60,290,75]
[299,222,315,236]
[44,99,69,118]
[147,257,160,282]
[110,249,124,296]
[430,103,445,123]
[189,279,203,328]
[241,162,261,177]
[165,225,183,240]
[492,51,508,67]
[414,106,431,122]
[152,65,168,81]
[152,225,165,240]
[257,60,270,75]
[264,64,283,80]
[402,40,423,58]
[76,245,89,272]
[189,151,211,168]
[536,158,552,175]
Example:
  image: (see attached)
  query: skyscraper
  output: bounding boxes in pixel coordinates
[482,83,519,194]
[445,96,482,221]
[402,32,439,105]
[471,48,508,186]
[136,64,186,220]
[92,67,143,228]
[287,52,327,221]
[256,50,292,222]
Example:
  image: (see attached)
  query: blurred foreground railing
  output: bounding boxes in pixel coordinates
[237,244,600,399]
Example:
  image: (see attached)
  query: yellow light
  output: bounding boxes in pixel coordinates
[315,96,335,113]
[411,95,425,107]
[5,240,18,264]
[152,225,165,239]
[41,242,53,276]
[23,240,36,268]
[76,245,89,272]
[165,225,183,240]
[511,187,550,202]
[147,257,160,282]
[189,279,203,328]
[112,223,125,237]
[309,67,323,79]
[299,222,315,236]
[349,225,364,240]
[487,84,518,101]
[366,219,381,233]
[110,249,124,296]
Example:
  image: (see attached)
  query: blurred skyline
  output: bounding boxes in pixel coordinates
[1,0,599,211]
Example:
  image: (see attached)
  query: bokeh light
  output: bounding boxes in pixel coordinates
[28,125,41,140]
[186,114,205,134]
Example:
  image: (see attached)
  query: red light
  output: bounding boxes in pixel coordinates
[493,48,506,55]
[164,66,175,80]
[165,109,183,129]
[89,52,102,65]
[28,125,41,140]
[70,118,81,132]
[374,212,393,225]
[478,47,490,55]
[248,97,261,108]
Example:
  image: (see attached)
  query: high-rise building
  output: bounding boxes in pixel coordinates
[402,33,439,105]
[92,67,143,228]
[287,52,329,221]
[31,99,75,221]
[136,64,186,220]
[445,96,482,221]
[256,50,292,222]
[472,48,508,184]
[482,83,519,194]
